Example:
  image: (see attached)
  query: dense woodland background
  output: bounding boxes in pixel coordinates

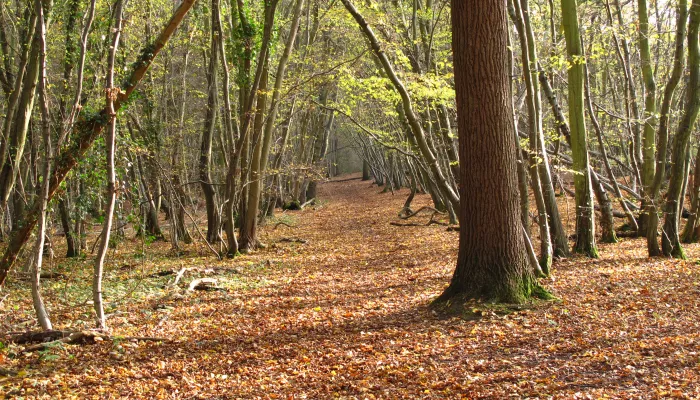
[0,0,700,397]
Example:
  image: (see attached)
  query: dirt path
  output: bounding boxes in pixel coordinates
[3,175,700,398]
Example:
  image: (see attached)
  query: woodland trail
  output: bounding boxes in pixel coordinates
[3,175,700,398]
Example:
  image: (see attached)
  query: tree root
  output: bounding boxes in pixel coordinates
[398,206,445,220]
[394,206,449,227]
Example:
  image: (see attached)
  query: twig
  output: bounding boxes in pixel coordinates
[279,238,308,244]
[0,367,18,377]
[273,222,295,230]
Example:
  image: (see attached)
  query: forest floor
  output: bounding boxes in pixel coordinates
[1,174,700,399]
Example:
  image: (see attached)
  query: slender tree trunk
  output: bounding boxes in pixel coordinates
[200,0,221,245]
[639,0,658,233]
[93,0,126,330]
[58,198,79,257]
[648,0,688,255]
[242,0,305,248]
[582,38,617,243]
[508,0,553,272]
[224,0,279,257]
[0,28,40,211]
[662,0,700,258]
[562,0,598,258]
[31,0,52,331]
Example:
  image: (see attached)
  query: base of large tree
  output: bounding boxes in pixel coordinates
[430,289,553,321]
[431,275,553,310]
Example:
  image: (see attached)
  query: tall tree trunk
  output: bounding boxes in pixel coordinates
[239,59,269,252]
[224,0,279,257]
[562,0,598,258]
[662,0,700,258]
[508,0,553,272]
[648,0,688,255]
[639,0,658,233]
[240,0,304,251]
[436,0,545,304]
[582,37,617,243]
[0,27,40,211]
[31,0,52,331]
[200,0,221,245]
[93,0,126,330]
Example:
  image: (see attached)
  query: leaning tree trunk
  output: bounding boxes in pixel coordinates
[341,0,460,212]
[436,0,545,304]
[582,37,617,243]
[518,0,569,258]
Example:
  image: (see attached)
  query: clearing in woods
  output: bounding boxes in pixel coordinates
[1,175,700,398]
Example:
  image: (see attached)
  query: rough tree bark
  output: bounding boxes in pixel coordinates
[435,0,546,304]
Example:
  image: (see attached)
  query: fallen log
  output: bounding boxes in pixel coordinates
[12,330,171,353]
[301,198,316,209]
[187,277,220,291]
